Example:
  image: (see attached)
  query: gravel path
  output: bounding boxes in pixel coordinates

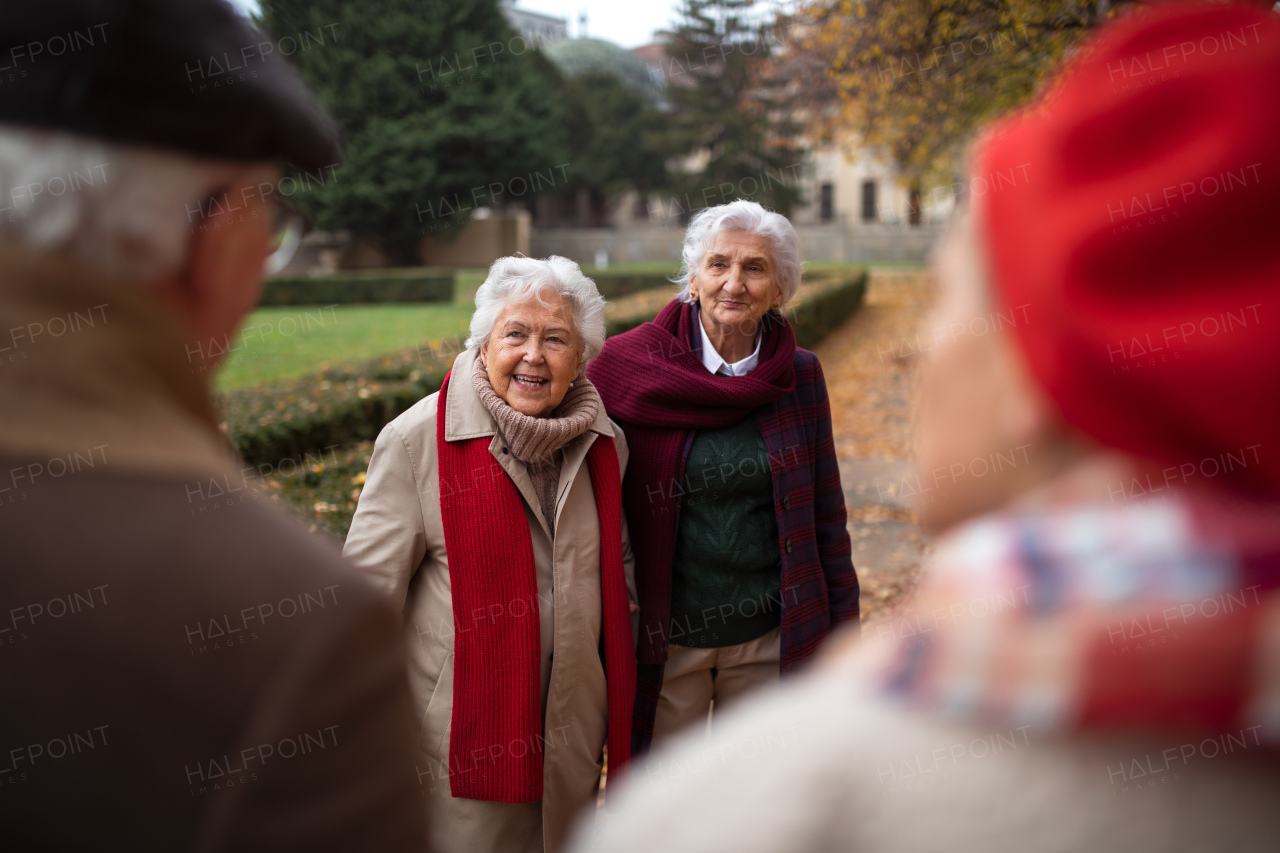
[810,268,935,629]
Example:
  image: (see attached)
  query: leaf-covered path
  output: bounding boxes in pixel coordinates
[810,268,935,628]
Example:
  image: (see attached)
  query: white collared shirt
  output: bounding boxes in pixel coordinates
[697,308,762,376]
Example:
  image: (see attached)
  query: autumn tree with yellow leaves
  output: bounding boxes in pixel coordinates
[789,0,1127,202]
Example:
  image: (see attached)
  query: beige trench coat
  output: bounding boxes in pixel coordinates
[343,348,636,853]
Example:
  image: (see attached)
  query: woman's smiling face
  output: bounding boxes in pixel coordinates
[481,290,582,417]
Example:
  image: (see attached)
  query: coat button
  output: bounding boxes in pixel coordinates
[782,495,792,510]
[785,538,793,553]
[502,447,509,454]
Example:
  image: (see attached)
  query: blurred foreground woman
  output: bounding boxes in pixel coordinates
[345,256,637,853]
[571,4,1280,852]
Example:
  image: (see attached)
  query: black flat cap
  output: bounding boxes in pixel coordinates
[0,0,340,170]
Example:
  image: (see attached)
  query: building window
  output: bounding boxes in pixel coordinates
[860,180,877,222]
[819,183,834,223]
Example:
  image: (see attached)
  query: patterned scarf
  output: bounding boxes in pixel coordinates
[863,493,1280,745]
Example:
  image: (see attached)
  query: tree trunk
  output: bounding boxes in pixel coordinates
[907,184,923,227]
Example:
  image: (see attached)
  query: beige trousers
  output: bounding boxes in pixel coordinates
[651,627,782,745]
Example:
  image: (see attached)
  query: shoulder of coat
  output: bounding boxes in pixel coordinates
[793,346,821,374]
[380,389,440,448]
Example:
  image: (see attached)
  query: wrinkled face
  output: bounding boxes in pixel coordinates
[481,290,582,418]
[690,229,782,334]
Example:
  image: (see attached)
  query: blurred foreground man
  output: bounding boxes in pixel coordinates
[0,2,426,850]
[573,3,1280,851]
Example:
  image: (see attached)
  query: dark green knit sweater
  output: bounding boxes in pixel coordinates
[669,415,782,648]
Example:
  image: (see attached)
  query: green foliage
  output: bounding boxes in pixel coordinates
[220,347,449,468]
[259,269,455,305]
[269,441,377,541]
[257,0,566,261]
[524,48,671,223]
[663,0,805,216]
[786,268,868,349]
[589,271,681,299]
[558,70,670,196]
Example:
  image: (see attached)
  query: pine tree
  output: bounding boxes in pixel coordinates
[661,0,803,219]
[258,0,566,263]
[529,50,670,226]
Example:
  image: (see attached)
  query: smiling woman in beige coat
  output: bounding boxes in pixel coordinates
[343,255,638,853]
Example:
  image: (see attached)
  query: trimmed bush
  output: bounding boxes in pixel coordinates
[259,268,454,306]
[589,271,679,300]
[221,351,448,468]
[788,269,869,349]
[222,268,867,467]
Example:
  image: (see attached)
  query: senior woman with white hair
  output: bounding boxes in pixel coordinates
[343,255,638,853]
[588,199,859,756]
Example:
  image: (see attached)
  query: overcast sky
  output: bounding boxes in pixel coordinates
[226,1,687,49]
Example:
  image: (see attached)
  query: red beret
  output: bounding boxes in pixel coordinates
[975,2,1280,498]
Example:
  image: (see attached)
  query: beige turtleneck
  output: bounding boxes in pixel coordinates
[471,355,600,537]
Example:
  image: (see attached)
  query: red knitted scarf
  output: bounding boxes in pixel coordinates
[586,300,797,665]
[436,370,636,802]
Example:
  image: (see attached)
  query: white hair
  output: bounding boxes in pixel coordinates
[466,255,607,366]
[676,199,802,308]
[0,125,262,281]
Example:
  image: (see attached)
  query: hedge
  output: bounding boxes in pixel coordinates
[222,354,448,469]
[589,271,679,300]
[222,268,867,467]
[789,269,869,349]
[259,268,455,306]
[260,267,672,308]
[455,269,677,305]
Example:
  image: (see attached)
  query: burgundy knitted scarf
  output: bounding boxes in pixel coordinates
[586,299,797,666]
[435,370,636,802]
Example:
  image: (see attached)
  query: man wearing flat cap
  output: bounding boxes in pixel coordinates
[571,3,1280,852]
[0,1,426,850]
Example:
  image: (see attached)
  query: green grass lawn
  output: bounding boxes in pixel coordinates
[215,303,474,392]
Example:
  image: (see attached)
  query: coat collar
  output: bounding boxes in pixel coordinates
[443,347,615,443]
[0,245,238,479]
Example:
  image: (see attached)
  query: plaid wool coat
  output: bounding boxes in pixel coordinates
[616,316,860,754]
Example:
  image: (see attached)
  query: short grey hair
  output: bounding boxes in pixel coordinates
[466,255,607,366]
[676,199,802,308]
[0,125,261,281]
